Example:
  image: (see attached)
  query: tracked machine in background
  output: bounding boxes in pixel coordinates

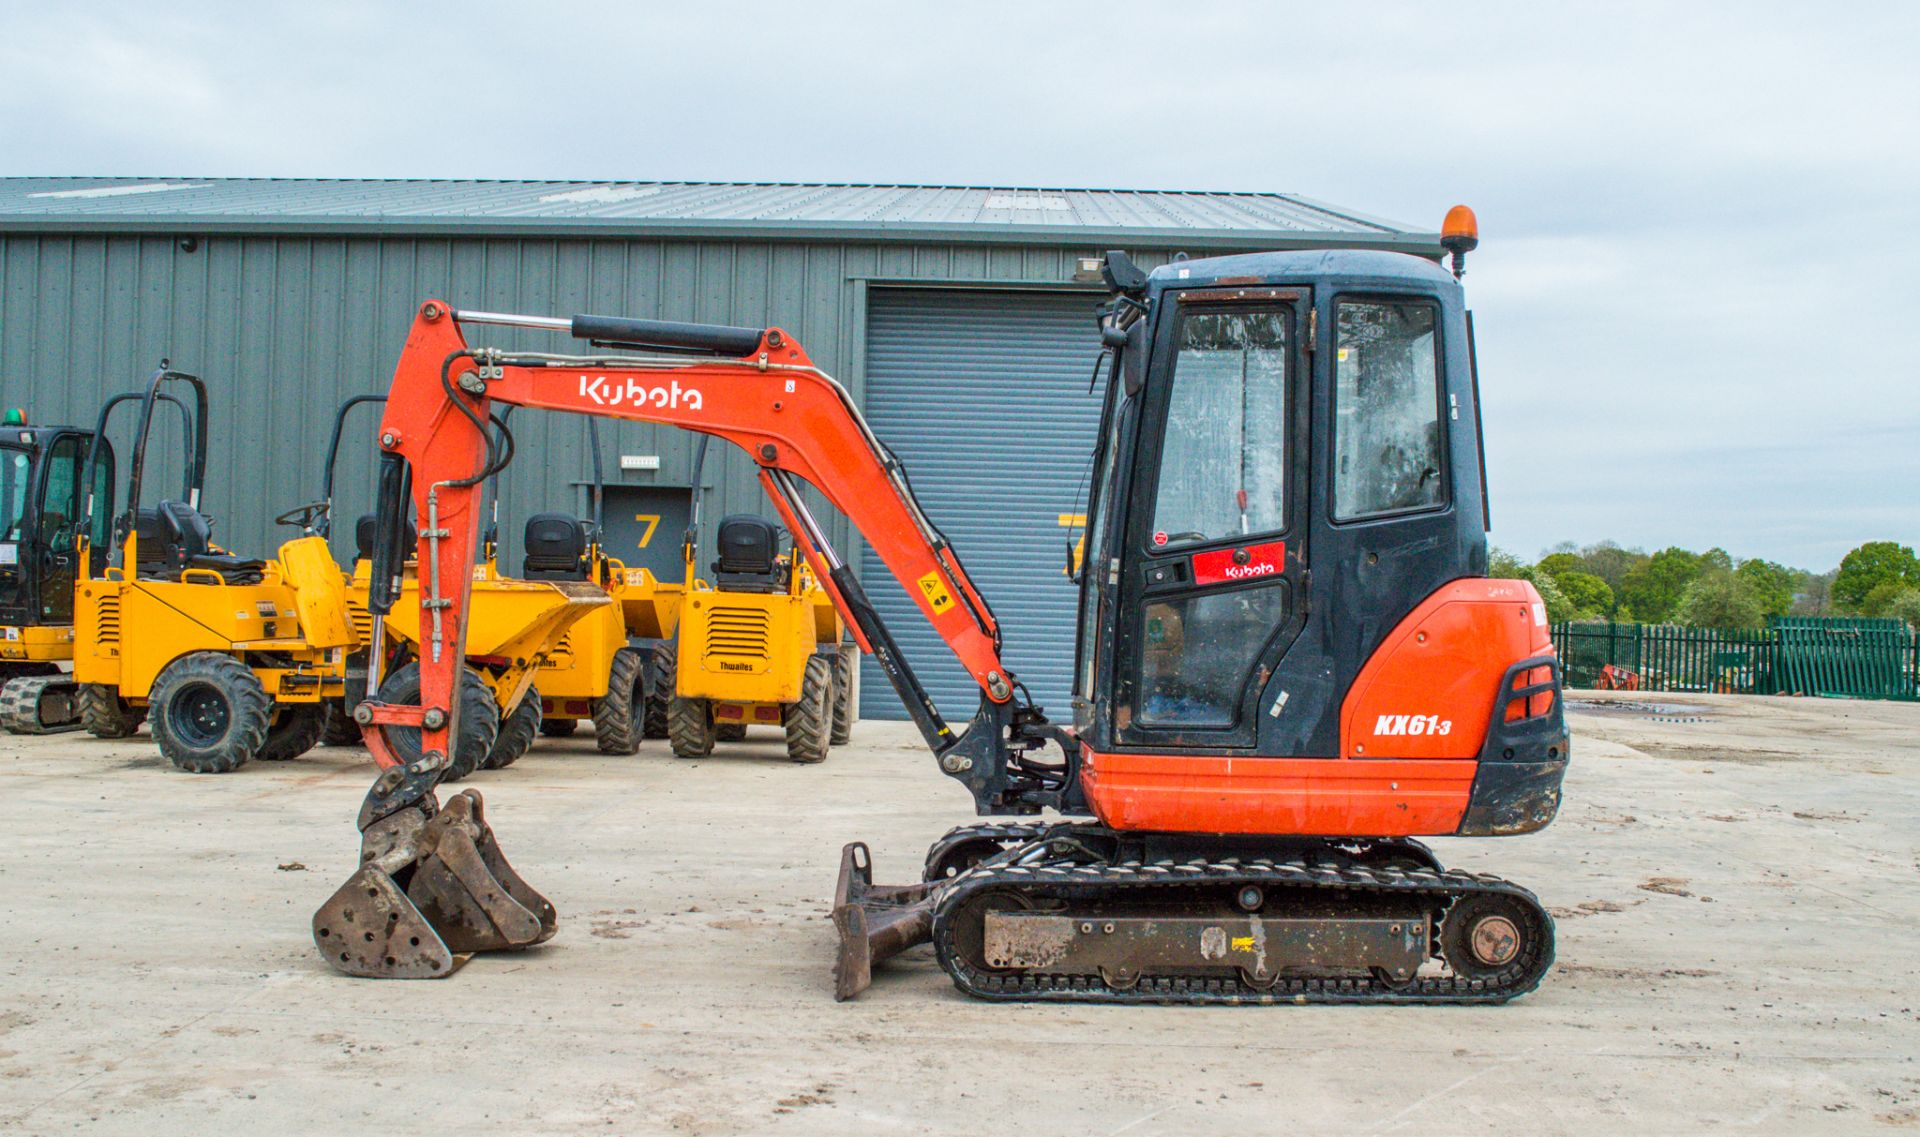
[316,209,1571,1004]
[0,407,112,733]
[0,386,214,734]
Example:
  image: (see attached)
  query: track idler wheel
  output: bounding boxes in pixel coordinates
[1441,893,1534,981]
[313,788,557,979]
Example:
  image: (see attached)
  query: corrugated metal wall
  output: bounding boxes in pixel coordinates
[860,289,1106,720]
[0,233,1188,573]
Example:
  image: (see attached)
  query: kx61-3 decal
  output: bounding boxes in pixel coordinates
[1372,713,1453,737]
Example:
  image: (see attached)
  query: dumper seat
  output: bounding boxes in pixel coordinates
[134,501,265,584]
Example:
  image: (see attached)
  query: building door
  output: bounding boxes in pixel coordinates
[858,288,1105,721]
[600,486,693,585]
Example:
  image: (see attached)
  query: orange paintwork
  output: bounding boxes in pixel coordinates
[1080,578,1554,836]
[1341,578,1551,759]
[1081,750,1478,836]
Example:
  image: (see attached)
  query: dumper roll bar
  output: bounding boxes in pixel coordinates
[353,301,1073,829]
[81,367,208,565]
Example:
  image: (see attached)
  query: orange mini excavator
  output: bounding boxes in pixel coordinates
[315,209,1570,1004]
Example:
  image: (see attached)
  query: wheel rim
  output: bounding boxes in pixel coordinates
[169,682,230,748]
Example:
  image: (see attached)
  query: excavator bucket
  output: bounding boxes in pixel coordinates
[314,789,556,979]
[830,842,939,1001]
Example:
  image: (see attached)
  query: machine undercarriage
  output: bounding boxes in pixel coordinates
[835,822,1552,1005]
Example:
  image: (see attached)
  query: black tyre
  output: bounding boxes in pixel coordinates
[714,722,748,743]
[643,640,675,739]
[782,655,833,764]
[830,644,855,746]
[668,695,714,759]
[539,717,578,738]
[78,682,146,739]
[149,652,273,774]
[319,700,363,746]
[257,704,325,761]
[486,686,541,770]
[593,646,646,755]
[376,662,499,783]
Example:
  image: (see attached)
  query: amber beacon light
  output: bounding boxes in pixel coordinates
[1441,204,1479,279]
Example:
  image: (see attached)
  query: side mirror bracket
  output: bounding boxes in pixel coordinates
[1120,321,1148,397]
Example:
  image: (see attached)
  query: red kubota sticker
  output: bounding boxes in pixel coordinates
[1191,539,1286,585]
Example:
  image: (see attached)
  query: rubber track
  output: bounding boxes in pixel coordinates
[930,855,1554,1005]
[922,821,1049,879]
[0,676,78,734]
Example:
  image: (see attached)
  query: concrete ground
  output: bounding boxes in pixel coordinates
[1,693,1917,1135]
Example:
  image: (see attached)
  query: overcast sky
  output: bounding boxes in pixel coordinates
[3,1,1913,570]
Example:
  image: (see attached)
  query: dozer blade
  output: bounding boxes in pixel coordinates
[314,788,556,979]
[831,842,938,1001]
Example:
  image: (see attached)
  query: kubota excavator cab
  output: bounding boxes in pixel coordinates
[835,238,1567,1000]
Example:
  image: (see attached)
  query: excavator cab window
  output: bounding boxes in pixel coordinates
[1150,309,1289,545]
[1332,298,1446,520]
[0,447,27,542]
[0,446,28,613]
[1122,299,1303,735]
[1072,345,1130,722]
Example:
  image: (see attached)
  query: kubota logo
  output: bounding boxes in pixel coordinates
[1373,714,1453,737]
[579,375,705,411]
[1221,561,1277,579]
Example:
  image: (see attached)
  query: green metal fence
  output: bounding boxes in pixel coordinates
[1551,618,1918,701]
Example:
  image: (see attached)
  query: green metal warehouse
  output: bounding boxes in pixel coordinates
[0,178,1439,718]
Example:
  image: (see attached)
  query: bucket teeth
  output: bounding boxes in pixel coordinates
[830,842,937,1001]
[314,789,556,978]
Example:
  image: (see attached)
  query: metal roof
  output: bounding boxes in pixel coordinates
[0,178,1436,250]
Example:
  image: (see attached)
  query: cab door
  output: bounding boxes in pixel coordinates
[1112,289,1310,750]
[34,433,91,624]
[0,444,30,625]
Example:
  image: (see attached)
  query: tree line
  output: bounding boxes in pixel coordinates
[1489,540,1920,630]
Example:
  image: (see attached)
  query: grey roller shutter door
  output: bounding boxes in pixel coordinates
[858,289,1104,721]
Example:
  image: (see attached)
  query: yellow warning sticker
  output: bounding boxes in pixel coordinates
[917,571,955,614]
[1230,936,1256,953]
